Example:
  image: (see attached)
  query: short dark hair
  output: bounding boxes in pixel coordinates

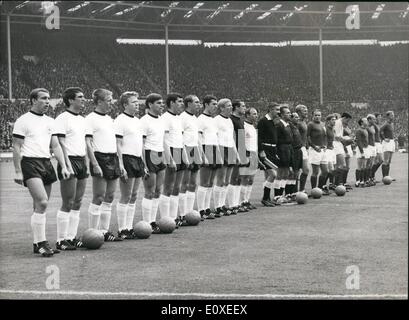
[267,102,280,110]
[145,93,162,108]
[166,92,183,108]
[62,87,83,107]
[232,100,243,111]
[326,114,336,121]
[358,118,365,126]
[29,88,49,105]
[374,112,382,117]
[203,95,217,107]
[280,106,289,114]
[341,112,352,119]
[184,95,196,108]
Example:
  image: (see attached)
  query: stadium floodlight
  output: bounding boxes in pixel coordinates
[114,1,151,16]
[399,5,409,18]
[161,2,180,18]
[207,3,230,20]
[99,3,116,13]
[40,1,59,12]
[67,2,90,13]
[325,5,334,21]
[117,38,202,46]
[184,2,204,19]
[281,4,307,21]
[204,41,288,47]
[372,4,385,19]
[233,4,259,20]
[256,4,282,20]
[15,1,30,10]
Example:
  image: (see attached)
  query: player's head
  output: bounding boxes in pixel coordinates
[119,91,139,116]
[333,113,341,119]
[374,112,382,124]
[267,102,280,118]
[385,110,394,121]
[358,117,368,128]
[326,114,336,127]
[295,104,308,119]
[29,88,50,114]
[217,98,232,117]
[280,105,291,122]
[166,92,184,115]
[341,112,352,125]
[92,88,113,114]
[245,107,258,124]
[184,95,201,114]
[367,113,376,125]
[62,87,85,112]
[145,93,164,116]
[312,109,322,123]
[232,100,246,117]
[203,94,218,116]
[290,112,300,125]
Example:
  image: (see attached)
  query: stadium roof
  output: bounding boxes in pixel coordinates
[1,1,409,41]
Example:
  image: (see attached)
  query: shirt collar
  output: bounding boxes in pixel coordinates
[30,110,44,116]
[280,119,289,127]
[94,110,106,116]
[148,112,159,119]
[66,109,79,116]
[265,114,272,120]
[123,112,134,118]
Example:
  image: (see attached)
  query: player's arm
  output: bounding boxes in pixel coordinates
[163,131,176,168]
[307,124,319,152]
[85,135,102,177]
[56,136,74,175]
[355,130,365,155]
[50,136,70,179]
[141,136,149,178]
[379,124,386,141]
[198,130,208,166]
[12,136,24,185]
[256,120,266,158]
[115,135,127,180]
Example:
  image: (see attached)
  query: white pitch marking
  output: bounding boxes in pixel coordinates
[0,289,406,299]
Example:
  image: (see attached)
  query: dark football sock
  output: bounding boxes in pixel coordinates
[300,173,308,191]
[310,176,317,189]
[263,187,271,201]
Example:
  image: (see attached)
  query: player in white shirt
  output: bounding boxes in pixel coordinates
[114,91,147,239]
[53,87,87,250]
[239,107,259,209]
[85,89,123,242]
[197,95,221,220]
[160,93,189,227]
[12,88,70,257]
[213,98,240,217]
[333,112,352,188]
[139,93,166,234]
[180,95,203,223]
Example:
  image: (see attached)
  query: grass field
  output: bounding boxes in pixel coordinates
[0,154,407,300]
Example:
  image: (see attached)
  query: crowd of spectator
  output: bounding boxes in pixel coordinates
[0,32,407,150]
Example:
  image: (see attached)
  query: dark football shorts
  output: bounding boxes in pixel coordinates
[21,157,57,187]
[168,147,187,172]
[90,152,121,180]
[144,149,166,174]
[57,156,88,180]
[220,146,237,167]
[123,154,145,178]
[259,144,279,171]
[185,145,201,172]
[277,144,294,168]
[201,145,222,169]
[292,147,303,171]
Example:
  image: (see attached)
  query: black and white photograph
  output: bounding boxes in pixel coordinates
[0,1,407,306]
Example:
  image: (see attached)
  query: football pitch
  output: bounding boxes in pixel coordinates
[0,154,407,300]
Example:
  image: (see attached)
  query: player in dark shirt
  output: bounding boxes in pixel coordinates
[380,111,395,178]
[274,106,294,203]
[372,112,384,181]
[257,102,280,206]
[322,114,336,195]
[289,112,304,196]
[307,109,328,191]
[366,114,377,186]
[355,118,370,187]
[295,104,310,193]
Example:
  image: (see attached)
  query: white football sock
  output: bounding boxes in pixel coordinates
[213,186,223,209]
[226,184,235,208]
[56,210,70,242]
[31,212,46,244]
[88,203,101,229]
[205,187,213,210]
[151,198,159,223]
[126,203,136,230]
[186,191,196,212]
[220,186,227,208]
[178,193,186,216]
[67,210,80,241]
[169,195,179,219]
[141,198,152,223]
[99,202,112,233]
[196,186,207,212]
[234,185,241,206]
[116,202,128,232]
[246,185,253,202]
[158,195,170,218]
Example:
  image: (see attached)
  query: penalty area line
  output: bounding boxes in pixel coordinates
[0,289,407,299]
